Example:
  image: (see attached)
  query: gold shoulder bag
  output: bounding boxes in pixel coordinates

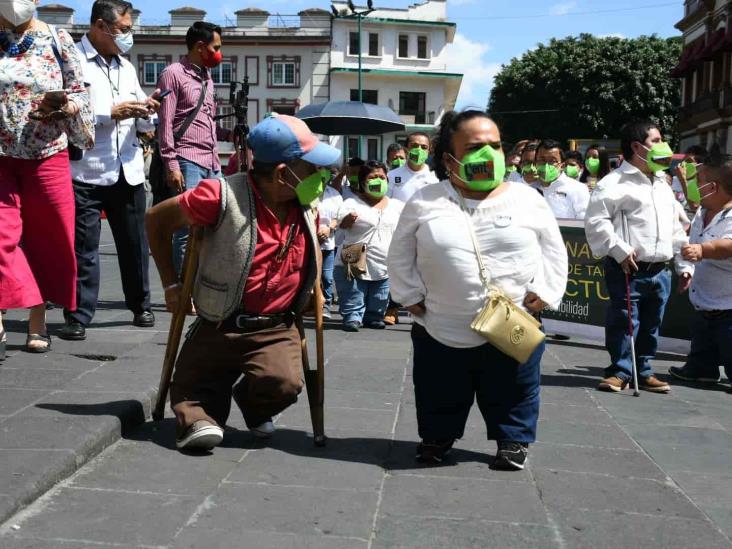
[456,191,545,364]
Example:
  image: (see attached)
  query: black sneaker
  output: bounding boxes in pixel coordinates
[416,439,455,465]
[493,441,528,471]
[342,321,360,332]
[668,365,720,383]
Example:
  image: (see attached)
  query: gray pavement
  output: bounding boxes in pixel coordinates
[1,226,732,548]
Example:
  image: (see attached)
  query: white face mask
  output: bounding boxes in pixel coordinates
[0,0,36,28]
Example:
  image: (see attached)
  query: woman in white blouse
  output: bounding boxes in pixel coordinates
[335,160,403,332]
[388,110,568,470]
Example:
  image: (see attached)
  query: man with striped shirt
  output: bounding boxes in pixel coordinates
[157,21,232,276]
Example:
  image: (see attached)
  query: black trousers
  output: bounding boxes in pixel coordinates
[64,170,150,325]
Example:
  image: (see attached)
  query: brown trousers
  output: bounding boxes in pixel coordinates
[170,319,304,435]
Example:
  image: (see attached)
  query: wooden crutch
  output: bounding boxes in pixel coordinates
[152,225,203,421]
[297,248,326,447]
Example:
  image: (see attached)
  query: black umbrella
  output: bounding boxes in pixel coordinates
[296,101,405,136]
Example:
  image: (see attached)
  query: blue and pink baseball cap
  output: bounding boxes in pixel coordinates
[248,113,341,167]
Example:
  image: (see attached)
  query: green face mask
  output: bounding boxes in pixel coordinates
[451,145,506,192]
[537,163,561,185]
[640,142,673,172]
[408,146,428,166]
[565,164,580,179]
[289,168,329,208]
[348,174,359,185]
[506,165,517,174]
[521,164,537,177]
[391,158,405,169]
[686,179,701,203]
[364,177,387,199]
[585,157,600,176]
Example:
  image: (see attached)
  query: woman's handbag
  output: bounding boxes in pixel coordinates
[455,191,545,363]
[340,243,367,280]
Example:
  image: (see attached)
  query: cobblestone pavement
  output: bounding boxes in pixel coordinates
[1,227,731,548]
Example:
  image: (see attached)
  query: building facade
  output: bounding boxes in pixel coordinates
[329,0,462,161]
[37,4,332,144]
[37,1,463,163]
[673,0,732,154]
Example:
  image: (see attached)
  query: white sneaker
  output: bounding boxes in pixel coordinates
[251,419,275,439]
[322,306,332,320]
[176,420,224,450]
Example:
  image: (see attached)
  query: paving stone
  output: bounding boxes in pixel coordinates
[0,415,120,452]
[530,443,667,480]
[671,472,732,508]
[311,389,398,411]
[70,439,239,496]
[535,469,706,519]
[280,404,396,434]
[699,506,732,541]
[187,482,378,540]
[0,449,76,500]
[174,530,368,549]
[227,431,389,490]
[535,419,637,450]
[555,508,731,549]
[640,442,732,475]
[0,389,48,415]
[538,402,613,425]
[372,515,556,549]
[0,368,80,390]
[325,364,406,394]
[379,474,548,524]
[6,486,199,546]
[21,390,151,425]
[622,424,732,449]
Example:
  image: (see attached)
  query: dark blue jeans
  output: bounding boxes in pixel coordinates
[683,310,732,381]
[604,258,671,382]
[172,157,220,277]
[411,323,543,444]
[333,266,389,324]
[64,171,150,325]
[321,248,335,306]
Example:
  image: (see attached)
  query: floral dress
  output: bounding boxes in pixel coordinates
[0,25,94,160]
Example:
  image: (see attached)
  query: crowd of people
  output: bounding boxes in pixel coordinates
[1,1,731,471]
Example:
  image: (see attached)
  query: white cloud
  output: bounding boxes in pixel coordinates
[549,1,577,16]
[444,33,501,110]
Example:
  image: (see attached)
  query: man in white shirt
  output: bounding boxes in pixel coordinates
[386,132,438,203]
[669,159,732,388]
[386,142,406,171]
[585,119,693,394]
[60,0,161,341]
[318,184,343,319]
[535,139,590,220]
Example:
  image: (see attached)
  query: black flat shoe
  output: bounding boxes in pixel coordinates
[58,320,86,341]
[133,310,155,328]
[25,333,51,354]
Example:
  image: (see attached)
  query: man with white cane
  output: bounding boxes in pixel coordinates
[585,119,693,394]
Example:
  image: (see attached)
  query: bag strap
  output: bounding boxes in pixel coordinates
[48,24,64,72]
[454,188,493,292]
[174,79,207,141]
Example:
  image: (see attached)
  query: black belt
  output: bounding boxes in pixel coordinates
[702,309,731,319]
[219,311,295,333]
[635,261,667,274]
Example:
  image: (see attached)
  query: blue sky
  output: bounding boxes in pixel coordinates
[54,0,684,108]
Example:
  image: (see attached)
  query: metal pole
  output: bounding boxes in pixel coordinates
[357,12,363,158]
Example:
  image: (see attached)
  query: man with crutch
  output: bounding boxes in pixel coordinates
[146,113,339,451]
[585,119,694,394]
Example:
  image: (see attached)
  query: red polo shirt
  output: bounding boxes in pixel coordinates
[178,177,310,314]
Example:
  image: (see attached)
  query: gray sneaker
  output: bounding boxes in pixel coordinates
[176,420,223,450]
[322,305,332,320]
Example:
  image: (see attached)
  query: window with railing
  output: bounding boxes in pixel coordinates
[267,56,300,88]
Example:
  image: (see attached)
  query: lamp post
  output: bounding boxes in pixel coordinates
[333,1,374,157]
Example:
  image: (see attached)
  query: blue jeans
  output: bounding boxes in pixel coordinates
[321,249,336,306]
[172,157,220,277]
[411,323,543,443]
[604,258,671,381]
[333,266,389,324]
[683,310,732,381]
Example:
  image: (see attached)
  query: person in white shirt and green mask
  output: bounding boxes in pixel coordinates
[585,119,694,394]
[535,139,590,220]
[386,142,406,171]
[386,132,438,203]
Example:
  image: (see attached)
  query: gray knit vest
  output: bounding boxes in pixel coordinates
[192,172,320,322]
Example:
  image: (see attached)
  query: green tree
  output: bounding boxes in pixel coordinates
[487,34,682,145]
